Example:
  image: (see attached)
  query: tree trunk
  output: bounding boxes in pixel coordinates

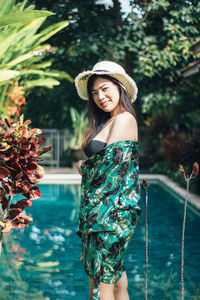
[112,0,122,24]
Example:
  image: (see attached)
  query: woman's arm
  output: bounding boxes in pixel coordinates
[106,112,138,145]
[75,160,85,176]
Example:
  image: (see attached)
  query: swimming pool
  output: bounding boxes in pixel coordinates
[0,183,200,299]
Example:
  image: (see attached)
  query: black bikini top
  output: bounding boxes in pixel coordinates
[84,140,107,158]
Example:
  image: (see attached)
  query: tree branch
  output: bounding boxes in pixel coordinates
[135,0,149,23]
[136,11,149,23]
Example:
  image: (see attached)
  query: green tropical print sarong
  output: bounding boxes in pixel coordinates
[76,140,141,300]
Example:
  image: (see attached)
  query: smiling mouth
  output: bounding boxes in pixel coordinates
[101,100,110,107]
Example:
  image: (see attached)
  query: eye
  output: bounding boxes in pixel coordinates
[102,87,108,91]
[91,91,98,97]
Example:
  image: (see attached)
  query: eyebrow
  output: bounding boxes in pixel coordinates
[91,83,109,92]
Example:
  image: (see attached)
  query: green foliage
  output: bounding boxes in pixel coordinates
[24,0,199,127]
[69,107,88,149]
[24,0,200,187]
[150,160,172,175]
[191,286,200,299]
[0,0,71,118]
[0,10,54,28]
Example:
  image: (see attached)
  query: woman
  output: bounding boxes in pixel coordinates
[75,61,141,300]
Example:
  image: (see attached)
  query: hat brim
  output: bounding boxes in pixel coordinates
[75,70,138,103]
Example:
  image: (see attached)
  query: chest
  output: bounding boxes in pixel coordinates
[94,120,114,142]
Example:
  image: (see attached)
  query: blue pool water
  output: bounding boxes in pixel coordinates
[0,183,200,299]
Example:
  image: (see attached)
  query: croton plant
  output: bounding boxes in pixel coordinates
[0,115,51,250]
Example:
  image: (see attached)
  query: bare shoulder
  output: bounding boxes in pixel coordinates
[114,111,137,125]
[106,111,138,144]
[113,111,138,130]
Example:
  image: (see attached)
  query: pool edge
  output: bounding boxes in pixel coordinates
[40,173,200,211]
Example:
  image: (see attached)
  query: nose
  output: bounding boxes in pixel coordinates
[98,90,105,101]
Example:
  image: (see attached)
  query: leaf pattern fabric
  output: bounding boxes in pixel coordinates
[76,141,141,300]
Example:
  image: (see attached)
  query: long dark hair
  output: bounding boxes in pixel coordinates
[82,74,137,149]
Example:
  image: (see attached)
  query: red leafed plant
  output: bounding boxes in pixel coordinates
[0,115,51,254]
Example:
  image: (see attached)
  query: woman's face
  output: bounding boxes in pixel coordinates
[91,77,123,116]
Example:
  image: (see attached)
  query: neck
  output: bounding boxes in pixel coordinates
[110,104,125,117]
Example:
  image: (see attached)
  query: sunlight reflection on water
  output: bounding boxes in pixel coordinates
[0,184,200,299]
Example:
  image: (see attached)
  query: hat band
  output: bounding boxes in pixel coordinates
[93,69,110,72]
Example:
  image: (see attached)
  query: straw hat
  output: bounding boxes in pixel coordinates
[74,61,138,103]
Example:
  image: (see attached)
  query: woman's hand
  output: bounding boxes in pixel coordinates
[75,160,85,175]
